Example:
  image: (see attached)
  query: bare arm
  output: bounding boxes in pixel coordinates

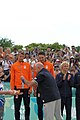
[0,90,23,95]
[0,90,11,95]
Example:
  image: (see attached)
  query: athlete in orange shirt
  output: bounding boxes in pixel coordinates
[10,50,32,120]
[33,52,55,78]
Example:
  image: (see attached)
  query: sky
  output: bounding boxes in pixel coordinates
[0,0,80,47]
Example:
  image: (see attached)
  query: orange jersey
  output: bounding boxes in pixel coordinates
[10,61,32,90]
[44,61,55,76]
[33,60,55,78]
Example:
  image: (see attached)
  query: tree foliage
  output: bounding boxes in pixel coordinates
[12,45,23,51]
[25,42,64,51]
[76,46,80,52]
[0,38,14,49]
[0,37,80,52]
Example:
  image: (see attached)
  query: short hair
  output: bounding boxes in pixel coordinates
[38,51,45,56]
[60,61,69,70]
[18,49,24,55]
[35,62,44,68]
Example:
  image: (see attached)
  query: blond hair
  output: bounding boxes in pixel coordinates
[60,61,69,71]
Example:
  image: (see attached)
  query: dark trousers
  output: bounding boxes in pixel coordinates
[76,96,80,120]
[61,97,72,120]
[37,93,43,120]
[14,89,30,120]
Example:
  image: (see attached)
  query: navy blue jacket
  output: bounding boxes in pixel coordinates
[36,68,61,103]
[56,72,74,98]
[74,71,80,97]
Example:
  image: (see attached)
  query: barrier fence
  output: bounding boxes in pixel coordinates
[3,82,76,120]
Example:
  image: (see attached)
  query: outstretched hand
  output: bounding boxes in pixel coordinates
[9,90,23,95]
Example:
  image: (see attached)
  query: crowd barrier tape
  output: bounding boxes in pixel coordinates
[3,82,76,120]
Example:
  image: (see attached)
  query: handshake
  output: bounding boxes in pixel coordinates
[20,76,38,89]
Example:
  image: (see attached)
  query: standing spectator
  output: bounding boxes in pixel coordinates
[24,47,31,56]
[56,61,74,120]
[2,54,11,82]
[74,70,80,120]
[0,47,5,58]
[69,56,75,68]
[10,50,32,120]
[21,62,62,120]
[70,66,77,77]
[12,47,18,57]
[6,48,11,54]
[71,46,78,57]
[24,52,31,63]
[0,54,4,67]
[12,47,18,62]
[33,51,55,120]
[5,47,14,58]
[54,65,60,78]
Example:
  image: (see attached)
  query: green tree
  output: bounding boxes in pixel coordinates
[12,45,23,51]
[0,38,14,49]
[50,42,63,50]
[76,46,80,52]
[25,42,64,51]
